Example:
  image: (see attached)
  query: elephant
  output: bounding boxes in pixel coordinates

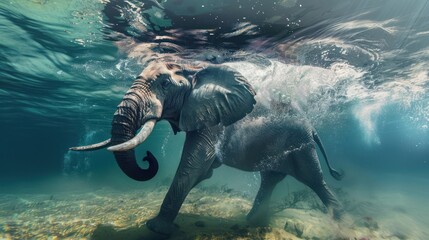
[71,61,344,237]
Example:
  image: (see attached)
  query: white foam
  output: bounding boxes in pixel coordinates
[225,58,428,146]
[352,102,382,145]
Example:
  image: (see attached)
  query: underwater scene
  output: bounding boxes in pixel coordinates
[1,0,429,239]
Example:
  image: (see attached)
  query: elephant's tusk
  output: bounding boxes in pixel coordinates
[107,119,156,152]
[70,138,111,151]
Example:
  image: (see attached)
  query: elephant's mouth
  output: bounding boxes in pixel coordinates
[107,118,157,152]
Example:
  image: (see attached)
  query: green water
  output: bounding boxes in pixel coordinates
[1,0,429,239]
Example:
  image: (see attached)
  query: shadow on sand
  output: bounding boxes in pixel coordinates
[90,213,288,240]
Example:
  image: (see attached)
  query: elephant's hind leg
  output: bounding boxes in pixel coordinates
[247,171,286,226]
[291,147,343,219]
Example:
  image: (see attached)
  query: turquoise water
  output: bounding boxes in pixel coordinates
[1,0,429,239]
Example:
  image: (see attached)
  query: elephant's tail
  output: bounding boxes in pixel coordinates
[313,132,344,181]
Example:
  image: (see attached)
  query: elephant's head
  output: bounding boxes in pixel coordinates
[71,61,256,181]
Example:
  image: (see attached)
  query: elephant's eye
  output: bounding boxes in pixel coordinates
[161,78,172,90]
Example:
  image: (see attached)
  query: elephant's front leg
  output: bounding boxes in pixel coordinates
[146,129,218,236]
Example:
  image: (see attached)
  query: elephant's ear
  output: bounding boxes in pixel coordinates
[179,66,256,131]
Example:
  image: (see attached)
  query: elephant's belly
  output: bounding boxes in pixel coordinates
[220,134,285,171]
[217,115,313,172]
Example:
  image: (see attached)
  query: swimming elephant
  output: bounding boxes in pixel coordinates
[71,61,344,237]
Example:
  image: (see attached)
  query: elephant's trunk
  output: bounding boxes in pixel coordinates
[110,100,158,181]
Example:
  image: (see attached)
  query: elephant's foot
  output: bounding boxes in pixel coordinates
[146,216,176,237]
[139,224,171,240]
[246,207,270,227]
[332,207,345,221]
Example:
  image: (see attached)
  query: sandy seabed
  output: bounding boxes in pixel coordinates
[0,184,426,240]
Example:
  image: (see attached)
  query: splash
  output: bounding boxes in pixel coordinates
[225,60,365,124]
[225,51,429,143]
[352,102,383,145]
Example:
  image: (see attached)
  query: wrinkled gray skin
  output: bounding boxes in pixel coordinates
[72,61,343,237]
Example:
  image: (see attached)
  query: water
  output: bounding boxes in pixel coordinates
[1,0,428,239]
